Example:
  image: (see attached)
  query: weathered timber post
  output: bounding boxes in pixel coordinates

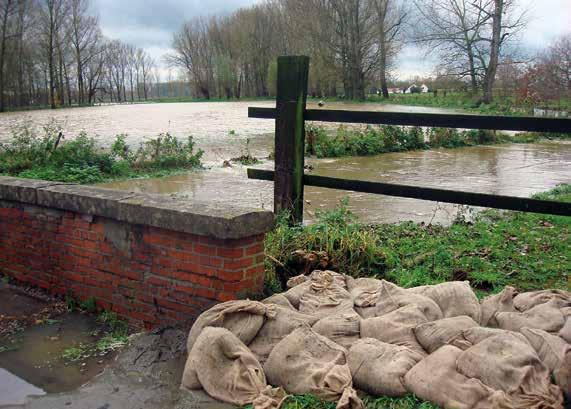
[274,56,309,224]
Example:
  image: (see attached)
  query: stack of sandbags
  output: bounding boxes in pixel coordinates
[182,273,570,409]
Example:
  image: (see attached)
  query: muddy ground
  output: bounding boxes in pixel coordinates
[0,283,231,409]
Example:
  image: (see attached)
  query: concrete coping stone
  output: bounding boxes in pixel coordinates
[0,176,275,240]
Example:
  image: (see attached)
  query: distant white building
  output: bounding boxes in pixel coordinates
[388,87,403,94]
[405,84,430,94]
[404,84,416,94]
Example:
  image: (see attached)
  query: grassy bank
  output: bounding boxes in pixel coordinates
[305,124,568,159]
[265,185,570,409]
[265,184,570,295]
[0,122,203,184]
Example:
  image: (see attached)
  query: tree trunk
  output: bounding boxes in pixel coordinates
[483,0,503,104]
[0,0,11,112]
[16,4,25,108]
[77,61,84,105]
[379,42,389,98]
[49,37,56,109]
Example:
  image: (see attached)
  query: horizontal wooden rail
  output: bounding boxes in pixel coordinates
[247,168,571,217]
[249,107,571,133]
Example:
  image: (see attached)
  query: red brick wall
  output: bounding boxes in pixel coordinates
[0,204,266,329]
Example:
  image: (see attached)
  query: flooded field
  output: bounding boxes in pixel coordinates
[102,141,571,225]
[0,101,459,162]
[1,101,569,224]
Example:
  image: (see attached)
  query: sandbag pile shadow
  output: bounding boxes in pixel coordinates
[181,270,570,409]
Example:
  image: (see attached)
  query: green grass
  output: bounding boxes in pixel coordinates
[0,121,203,184]
[244,394,438,409]
[305,124,570,159]
[264,185,570,296]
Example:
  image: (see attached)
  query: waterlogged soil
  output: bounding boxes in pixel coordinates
[18,328,230,409]
[102,141,571,225]
[0,285,118,407]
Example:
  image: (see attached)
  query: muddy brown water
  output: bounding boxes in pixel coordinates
[1,102,569,224]
[0,101,460,163]
[102,141,571,225]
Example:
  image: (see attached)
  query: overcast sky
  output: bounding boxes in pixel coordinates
[93,0,571,79]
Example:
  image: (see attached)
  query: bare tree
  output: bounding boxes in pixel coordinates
[37,0,69,109]
[69,0,101,105]
[414,0,526,102]
[372,0,407,98]
[169,18,215,99]
[0,0,17,112]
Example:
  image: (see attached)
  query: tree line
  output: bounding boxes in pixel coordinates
[0,0,157,112]
[167,0,569,106]
[1,0,569,111]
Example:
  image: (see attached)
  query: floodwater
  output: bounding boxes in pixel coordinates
[0,101,460,163]
[1,101,569,224]
[102,141,571,225]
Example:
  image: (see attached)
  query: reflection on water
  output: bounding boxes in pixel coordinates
[101,141,571,225]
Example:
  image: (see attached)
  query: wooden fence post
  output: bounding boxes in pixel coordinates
[274,56,309,224]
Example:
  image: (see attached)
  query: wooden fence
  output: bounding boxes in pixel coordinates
[248,56,571,224]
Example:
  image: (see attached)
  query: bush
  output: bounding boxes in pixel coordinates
[133,133,203,170]
[305,124,529,158]
[0,122,204,184]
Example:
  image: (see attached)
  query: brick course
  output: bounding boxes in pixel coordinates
[0,204,267,329]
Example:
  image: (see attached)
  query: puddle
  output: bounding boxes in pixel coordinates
[100,141,571,225]
[0,313,117,394]
[0,285,118,406]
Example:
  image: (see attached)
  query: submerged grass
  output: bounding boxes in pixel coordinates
[0,121,203,184]
[305,124,569,159]
[264,184,570,296]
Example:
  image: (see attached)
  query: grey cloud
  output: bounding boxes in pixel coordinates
[94,0,258,49]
